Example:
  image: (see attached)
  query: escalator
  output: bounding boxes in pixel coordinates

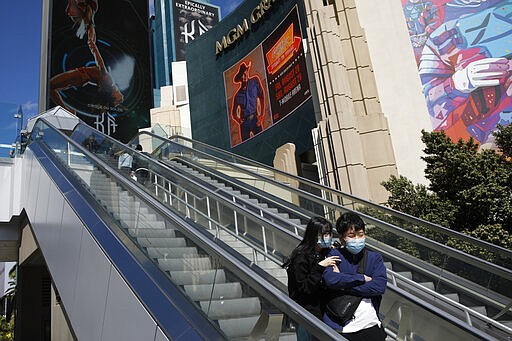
[123,131,512,340]
[25,117,346,340]
[43,119,503,340]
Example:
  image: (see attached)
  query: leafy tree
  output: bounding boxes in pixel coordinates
[382,125,512,248]
[0,265,15,341]
[494,124,512,158]
[381,175,455,228]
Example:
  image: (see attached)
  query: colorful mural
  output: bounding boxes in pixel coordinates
[402,0,512,146]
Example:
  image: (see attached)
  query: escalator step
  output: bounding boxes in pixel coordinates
[470,306,487,315]
[128,228,175,237]
[397,271,413,280]
[200,297,260,320]
[419,282,435,291]
[137,237,187,248]
[184,282,243,301]
[147,247,198,259]
[443,293,460,302]
[217,315,259,339]
[157,257,212,272]
[170,269,226,285]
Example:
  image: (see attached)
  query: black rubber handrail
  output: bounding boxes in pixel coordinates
[33,117,345,340]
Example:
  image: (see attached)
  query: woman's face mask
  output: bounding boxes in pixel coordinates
[344,237,366,254]
[317,234,333,248]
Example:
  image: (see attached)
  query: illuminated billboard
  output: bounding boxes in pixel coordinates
[187,0,315,165]
[223,6,311,147]
[47,0,152,142]
[401,0,512,147]
[172,0,220,61]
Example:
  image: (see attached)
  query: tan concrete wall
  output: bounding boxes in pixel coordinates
[304,0,398,204]
[355,0,431,185]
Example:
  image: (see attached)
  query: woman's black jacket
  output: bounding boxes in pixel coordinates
[286,248,328,319]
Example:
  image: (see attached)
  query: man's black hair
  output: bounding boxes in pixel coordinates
[336,212,365,236]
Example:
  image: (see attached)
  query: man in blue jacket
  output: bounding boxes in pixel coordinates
[323,212,387,340]
[231,61,265,141]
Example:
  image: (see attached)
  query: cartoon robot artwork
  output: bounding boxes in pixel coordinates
[403,0,441,61]
[418,0,512,145]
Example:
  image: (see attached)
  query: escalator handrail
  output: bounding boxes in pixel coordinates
[65,121,502,340]
[36,118,346,340]
[132,132,512,281]
[43,119,507,339]
[28,124,226,340]
[148,132,511,260]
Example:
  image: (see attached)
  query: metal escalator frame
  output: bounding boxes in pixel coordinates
[29,125,226,340]
[32,118,345,341]
[150,133,511,262]
[148,160,512,337]
[125,131,512,336]
[140,133,512,279]
[150,161,512,338]
[62,123,509,339]
[133,132,512,334]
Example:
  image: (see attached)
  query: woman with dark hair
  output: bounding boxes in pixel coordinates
[282,216,340,341]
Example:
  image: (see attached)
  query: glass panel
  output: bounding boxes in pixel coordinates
[32,120,348,340]
[127,131,512,338]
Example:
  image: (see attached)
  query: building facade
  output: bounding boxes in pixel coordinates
[186,0,404,204]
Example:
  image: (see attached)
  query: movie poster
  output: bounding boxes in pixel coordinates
[223,6,310,147]
[401,0,512,147]
[262,6,310,124]
[224,47,272,147]
[172,0,220,61]
[48,0,152,142]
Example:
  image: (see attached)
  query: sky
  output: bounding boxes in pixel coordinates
[0,0,243,157]
[0,1,42,156]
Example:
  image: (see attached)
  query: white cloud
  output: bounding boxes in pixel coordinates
[21,101,39,122]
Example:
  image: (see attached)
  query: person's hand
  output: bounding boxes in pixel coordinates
[332,263,340,273]
[318,256,340,267]
[364,275,372,282]
[452,57,509,93]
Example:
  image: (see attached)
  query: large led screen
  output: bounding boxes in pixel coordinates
[401,0,512,147]
[47,0,152,142]
[187,0,315,165]
[172,0,220,61]
[223,6,311,147]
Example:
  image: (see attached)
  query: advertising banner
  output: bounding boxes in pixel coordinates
[48,0,152,142]
[401,0,512,146]
[223,6,311,147]
[172,0,220,61]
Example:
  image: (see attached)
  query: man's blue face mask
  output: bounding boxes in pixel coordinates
[345,237,366,254]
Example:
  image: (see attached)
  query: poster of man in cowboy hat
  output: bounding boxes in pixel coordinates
[224,47,271,147]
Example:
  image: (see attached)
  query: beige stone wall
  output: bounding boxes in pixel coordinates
[304,0,398,204]
[149,85,192,138]
[355,0,432,186]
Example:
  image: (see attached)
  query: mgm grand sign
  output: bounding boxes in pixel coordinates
[215,0,280,55]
